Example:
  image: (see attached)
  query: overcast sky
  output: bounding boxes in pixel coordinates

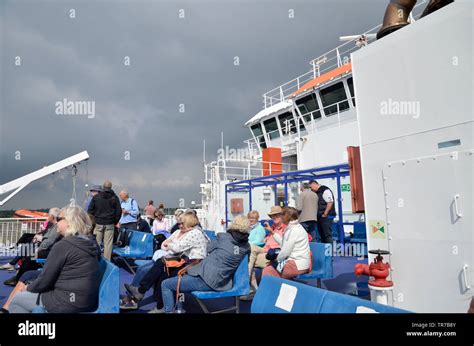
[0,0,388,211]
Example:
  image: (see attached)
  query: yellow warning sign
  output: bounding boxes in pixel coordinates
[369,220,386,239]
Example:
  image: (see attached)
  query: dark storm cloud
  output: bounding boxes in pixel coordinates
[0,0,387,210]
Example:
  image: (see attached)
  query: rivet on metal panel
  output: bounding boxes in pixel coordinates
[388,236,392,240]
[387,164,391,168]
[451,151,458,160]
[402,161,406,165]
[433,157,436,160]
[386,205,390,209]
[383,177,387,181]
[385,192,389,196]
[387,221,391,225]
[416,159,421,163]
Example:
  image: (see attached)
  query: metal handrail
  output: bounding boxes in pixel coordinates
[246,97,356,148]
[262,1,427,108]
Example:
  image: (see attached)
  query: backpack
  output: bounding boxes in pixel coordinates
[115,228,132,247]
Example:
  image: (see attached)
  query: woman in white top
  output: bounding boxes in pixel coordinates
[123,212,209,312]
[152,210,171,234]
[262,206,311,280]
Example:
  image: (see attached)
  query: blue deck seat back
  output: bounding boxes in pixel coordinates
[92,258,120,313]
[251,276,410,313]
[191,255,250,299]
[113,230,153,258]
[319,289,409,313]
[297,242,333,280]
[32,258,120,313]
[350,222,367,243]
[251,276,326,313]
[204,230,217,240]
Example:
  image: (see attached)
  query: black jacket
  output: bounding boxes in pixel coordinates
[27,235,101,313]
[88,188,122,225]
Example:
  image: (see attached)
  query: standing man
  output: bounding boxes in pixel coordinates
[296,182,318,241]
[119,190,139,230]
[309,180,336,244]
[85,185,102,233]
[88,180,122,260]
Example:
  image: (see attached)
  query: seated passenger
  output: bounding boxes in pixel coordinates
[3,208,61,286]
[122,212,208,312]
[9,206,101,313]
[247,210,266,247]
[152,210,171,235]
[136,213,151,233]
[160,215,251,313]
[241,206,287,300]
[1,270,43,313]
[262,206,311,280]
[169,209,184,234]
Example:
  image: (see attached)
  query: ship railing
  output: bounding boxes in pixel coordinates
[205,159,298,183]
[0,217,47,248]
[262,0,428,108]
[246,96,356,152]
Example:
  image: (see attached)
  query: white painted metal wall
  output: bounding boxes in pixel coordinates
[298,111,359,169]
[352,0,473,312]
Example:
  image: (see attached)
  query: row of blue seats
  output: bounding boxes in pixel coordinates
[33,233,408,313]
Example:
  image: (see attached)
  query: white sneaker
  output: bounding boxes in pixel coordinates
[0,263,14,270]
[147,307,166,314]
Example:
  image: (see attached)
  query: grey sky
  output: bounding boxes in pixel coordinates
[0,0,388,210]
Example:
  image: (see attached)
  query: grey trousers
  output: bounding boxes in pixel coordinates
[9,291,43,313]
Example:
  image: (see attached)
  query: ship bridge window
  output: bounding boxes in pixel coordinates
[263,117,280,140]
[295,93,321,129]
[278,111,296,135]
[250,123,267,149]
[347,77,355,106]
[320,81,349,116]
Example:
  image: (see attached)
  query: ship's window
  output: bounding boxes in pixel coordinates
[296,93,322,130]
[320,82,349,116]
[250,123,267,149]
[347,77,355,106]
[278,111,296,135]
[263,117,280,139]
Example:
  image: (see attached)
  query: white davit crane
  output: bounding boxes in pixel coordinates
[0,151,89,206]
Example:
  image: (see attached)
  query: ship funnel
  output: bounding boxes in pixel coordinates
[377,0,454,40]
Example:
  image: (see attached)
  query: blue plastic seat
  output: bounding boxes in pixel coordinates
[296,242,333,288]
[113,230,154,258]
[113,230,154,273]
[251,276,409,313]
[204,230,217,240]
[350,222,367,243]
[36,258,46,264]
[191,255,250,313]
[32,258,119,313]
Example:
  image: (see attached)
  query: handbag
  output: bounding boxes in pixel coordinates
[115,228,131,247]
[162,256,186,276]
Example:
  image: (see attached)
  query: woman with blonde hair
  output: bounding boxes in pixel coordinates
[123,211,209,313]
[9,206,101,313]
[160,214,251,313]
